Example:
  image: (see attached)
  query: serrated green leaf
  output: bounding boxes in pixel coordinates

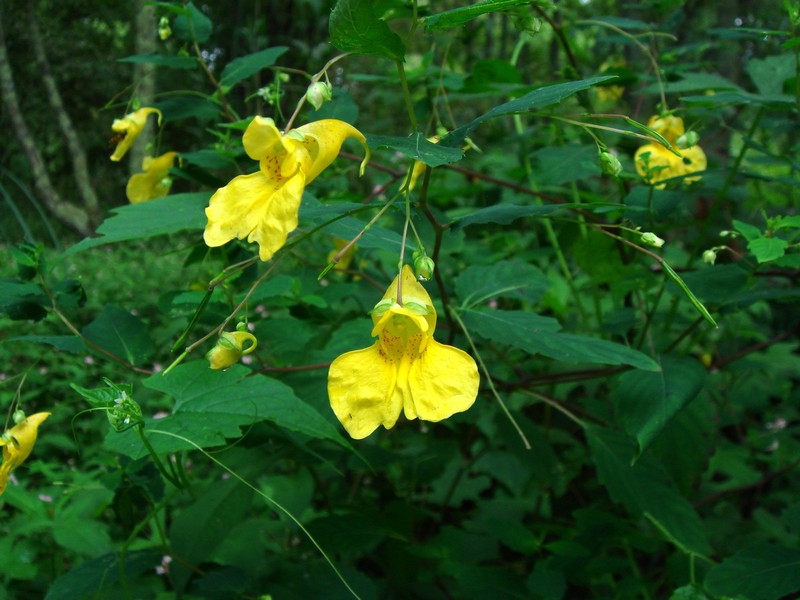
[366,133,463,167]
[442,76,615,147]
[733,219,763,242]
[329,0,405,61]
[62,193,209,256]
[616,355,707,457]
[81,306,154,366]
[220,46,288,87]
[748,236,788,263]
[746,53,796,96]
[133,362,348,455]
[705,544,800,600]
[117,53,197,69]
[423,0,540,31]
[462,309,660,370]
[587,426,711,556]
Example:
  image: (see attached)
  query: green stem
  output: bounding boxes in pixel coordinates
[136,426,182,489]
[396,60,419,132]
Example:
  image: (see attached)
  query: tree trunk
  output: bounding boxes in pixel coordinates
[0,13,92,237]
[129,0,157,174]
[26,3,101,224]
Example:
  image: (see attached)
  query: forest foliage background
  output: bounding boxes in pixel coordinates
[1,0,800,599]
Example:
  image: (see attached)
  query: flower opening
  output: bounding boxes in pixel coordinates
[110,107,162,162]
[328,266,479,439]
[0,412,50,495]
[126,152,178,203]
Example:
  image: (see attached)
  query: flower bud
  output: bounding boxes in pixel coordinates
[12,409,26,425]
[413,248,435,281]
[640,232,665,248]
[676,131,700,149]
[599,150,622,177]
[207,331,258,370]
[702,249,718,265]
[306,81,332,110]
[158,17,172,41]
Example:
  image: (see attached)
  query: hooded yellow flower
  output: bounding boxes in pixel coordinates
[328,266,479,439]
[206,330,258,370]
[0,412,50,495]
[203,117,369,262]
[634,114,706,186]
[126,152,178,203]
[110,107,162,162]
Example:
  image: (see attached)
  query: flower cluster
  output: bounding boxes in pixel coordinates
[328,266,479,439]
[634,114,706,187]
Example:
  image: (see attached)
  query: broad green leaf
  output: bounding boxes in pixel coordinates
[179,149,236,170]
[154,96,220,121]
[117,53,197,69]
[44,550,163,600]
[6,335,85,353]
[81,306,154,366]
[733,219,763,242]
[668,585,710,600]
[52,488,114,558]
[423,0,540,31]
[455,260,549,308]
[587,426,711,556]
[641,72,742,95]
[172,2,212,43]
[442,76,615,147]
[0,280,47,320]
[682,90,794,107]
[705,543,800,600]
[366,133,463,167]
[533,144,601,185]
[220,46,288,88]
[746,53,796,96]
[329,0,405,61]
[462,309,660,371]
[62,193,209,256]
[615,355,707,457]
[748,236,788,263]
[170,477,253,594]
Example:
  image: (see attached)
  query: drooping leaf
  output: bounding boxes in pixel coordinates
[462,309,660,371]
[615,355,707,457]
[0,280,47,320]
[81,306,154,366]
[366,133,463,167]
[587,426,711,556]
[62,193,209,256]
[455,260,549,308]
[423,0,540,31]
[220,47,288,88]
[442,76,615,147]
[705,543,800,600]
[172,2,212,43]
[329,0,405,61]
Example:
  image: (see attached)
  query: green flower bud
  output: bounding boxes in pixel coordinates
[702,249,718,265]
[158,17,172,41]
[306,81,333,110]
[599,150,622,177]
[640,232,665,248]
[676,131,700,149]
[12,409,26,425]
[412,248,435,281]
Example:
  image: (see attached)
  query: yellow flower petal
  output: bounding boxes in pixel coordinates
[242,116,285,161]
[126,151,178,203]
[203,170,306,262]
[328,344,403,439]
[293,119,369,183]
[110,107,161,162]
[646,114,686,145]
[635,115,706,187]
[0,412,50,496]
[406,340,479,421]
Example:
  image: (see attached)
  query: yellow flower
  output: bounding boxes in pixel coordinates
[126,152,178,203]
[0,412,50,495]
[206,330,258,370]
[203,117,369,262]
[110,107,162,162]
[634,114,706,186]
[328,266,479,439]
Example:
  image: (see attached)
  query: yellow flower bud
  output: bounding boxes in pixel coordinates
[207,331,258,370]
